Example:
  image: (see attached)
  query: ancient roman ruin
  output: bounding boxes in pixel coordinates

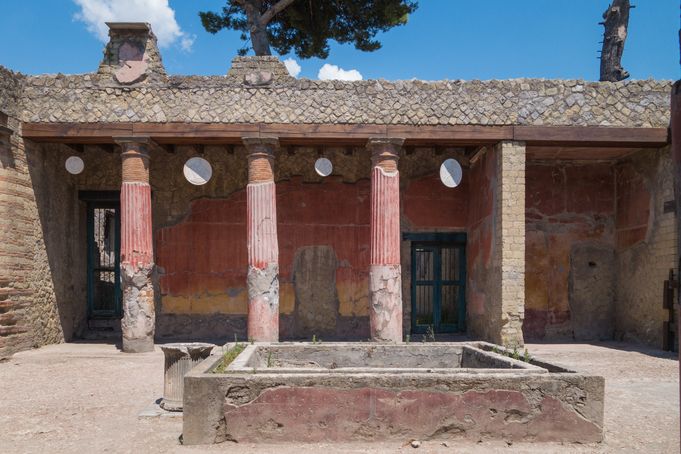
[0,22,674,359]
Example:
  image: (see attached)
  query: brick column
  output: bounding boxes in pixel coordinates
[367,138,404,342]
[116,138,155,353]
[243,137,280,342]
[494,140,526,346]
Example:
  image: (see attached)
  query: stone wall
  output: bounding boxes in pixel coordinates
[525,162,616,340]
[615,147,677,347]
[0,121,84,357]
[0,58,666,127]
[0,67,24,120]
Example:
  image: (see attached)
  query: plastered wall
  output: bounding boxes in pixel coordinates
[615,147,677,347]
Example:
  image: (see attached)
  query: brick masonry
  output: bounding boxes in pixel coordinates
[496,142,526,346]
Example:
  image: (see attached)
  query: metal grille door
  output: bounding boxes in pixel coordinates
[411,236,466,334]
[87,203,121,318]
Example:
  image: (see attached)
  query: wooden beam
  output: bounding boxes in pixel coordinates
[513,125,669,147]
[21,122,670,148]
[388,125,512,144]
[22,122,133,143]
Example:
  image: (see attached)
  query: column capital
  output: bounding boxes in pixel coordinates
[113,136,153,147]
[367,137,404,172]
[243,136,279,183]
[116,137,151,183]
[242,136,280,154]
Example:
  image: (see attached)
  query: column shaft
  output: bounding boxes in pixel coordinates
[243,137,279,342]
[117,139,155,353]
[368,138,404,342]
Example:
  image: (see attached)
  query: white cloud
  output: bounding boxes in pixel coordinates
[73,0,194,50]
[283,58,301,78]
[318,63,362,81]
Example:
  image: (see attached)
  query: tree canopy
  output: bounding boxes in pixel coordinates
[199,0,418,58]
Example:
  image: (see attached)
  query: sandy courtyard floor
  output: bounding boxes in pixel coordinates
[0,341,678,453]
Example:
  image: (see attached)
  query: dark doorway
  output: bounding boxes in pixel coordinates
[405,233,466,334]
[82,192,121,319]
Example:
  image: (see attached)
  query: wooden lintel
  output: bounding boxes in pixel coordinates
[21,122,670,148]
[513,125,669,147]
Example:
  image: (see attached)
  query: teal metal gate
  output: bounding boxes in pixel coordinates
[405,233,466,334]
[84,192,121,318]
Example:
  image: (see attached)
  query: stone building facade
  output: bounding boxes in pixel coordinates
[0,23,675,356]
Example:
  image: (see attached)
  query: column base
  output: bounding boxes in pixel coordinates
[121,262,156,353]
[122,337,155,353]
[247,263,279,342]
[369,264,403,343]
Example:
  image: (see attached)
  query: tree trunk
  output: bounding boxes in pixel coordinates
[243,0,272,56]
[599,0,631,82]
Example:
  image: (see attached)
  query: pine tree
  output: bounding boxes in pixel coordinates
[200,0,418,58]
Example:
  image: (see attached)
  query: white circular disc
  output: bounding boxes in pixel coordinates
[314,157,333,177]
[183,157,212,185]
[65,156,84,175]
[440,158,462,188]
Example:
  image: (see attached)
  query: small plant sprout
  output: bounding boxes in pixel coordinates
[266,350,273,367]
[523,348,532,363]
[512,344,520,361]
[249,336,254,345]
[312,334,317,344]
[405,334,410,344]
[213,342,246,373]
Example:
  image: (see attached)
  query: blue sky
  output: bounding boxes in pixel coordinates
[0,0,678,81]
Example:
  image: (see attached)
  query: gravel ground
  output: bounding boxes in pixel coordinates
[0,341,677,454]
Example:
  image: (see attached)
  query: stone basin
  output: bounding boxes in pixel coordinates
[182,342,604,445]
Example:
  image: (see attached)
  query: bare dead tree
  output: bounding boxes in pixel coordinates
[599,0,632,82]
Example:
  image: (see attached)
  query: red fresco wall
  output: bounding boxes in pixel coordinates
[466,151,496,338]
[615,163,650,249]
[403,173,468,229]
[155,172,468,339]
[524,163,615,340]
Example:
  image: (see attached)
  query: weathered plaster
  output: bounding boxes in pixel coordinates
[120,262,155,352]
[524,162,616,340]
[615,147,677,347]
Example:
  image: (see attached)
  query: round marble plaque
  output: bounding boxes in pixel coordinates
[314,157,333,177]
[65,156,84,175]
[440,158,462,188]
[183,157,212,185]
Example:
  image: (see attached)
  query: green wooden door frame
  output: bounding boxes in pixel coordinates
[82,191,121,319]
[404,232,467,334]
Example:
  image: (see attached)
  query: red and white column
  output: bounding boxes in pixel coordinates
[367,138,404,342]
[243,137,280,342]
[116,137,155,353]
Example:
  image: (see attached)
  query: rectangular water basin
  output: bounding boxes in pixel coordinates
[183,342,604,445]
[227,343,546,374]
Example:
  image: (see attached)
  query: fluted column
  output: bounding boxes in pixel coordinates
[243,137,280,342]
[367,138,404,342]
[116,137,155,353]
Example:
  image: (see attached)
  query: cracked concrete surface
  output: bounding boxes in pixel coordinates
[0,341,677,453]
